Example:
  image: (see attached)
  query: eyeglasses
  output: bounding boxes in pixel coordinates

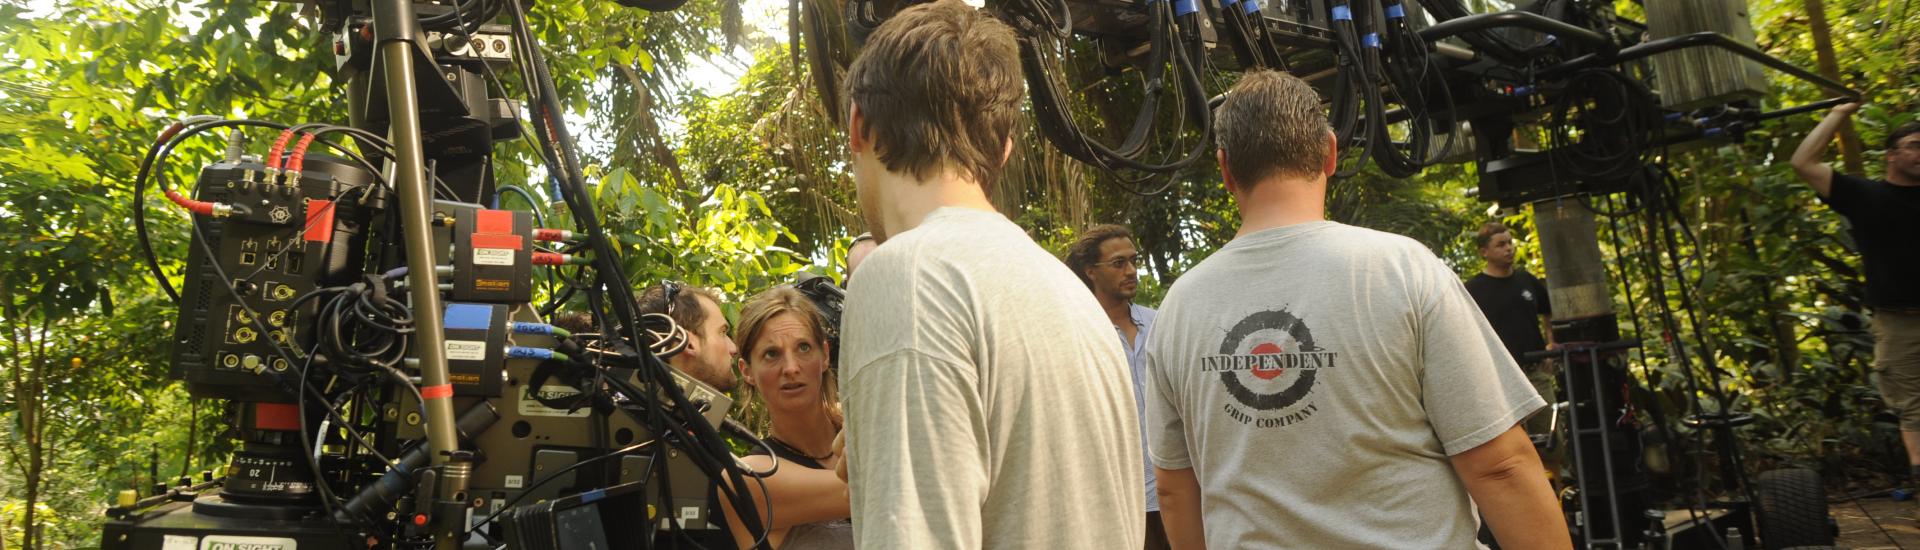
[1102,255,1141,269]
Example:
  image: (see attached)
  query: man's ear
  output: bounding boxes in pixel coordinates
[680,330,701,356]
[1218,149,1239,195]
[1321,130,1338,176]
[1001,136,1015,165]
[849,104,869,154]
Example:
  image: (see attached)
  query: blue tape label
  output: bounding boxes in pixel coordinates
[1363,33,1381,48]
[1385,4,1404,18]
[1174,0,1198,16]
[507,346,555,360]
[444,303,493,331]
[511,322,556,336]
[1330,4,1351,20]
[1242,0,1259,13]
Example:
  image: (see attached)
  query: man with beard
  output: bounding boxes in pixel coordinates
[1065,224,1167,550]
[1792,103,1920,482]
[635,282,739,392]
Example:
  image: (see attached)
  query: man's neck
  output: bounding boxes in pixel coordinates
[1889,171,1920,187]
[1098,294,1132,327]
[1482,263,1514,278]
[878,167,998,239]
[668,358,700,384]
[1234,175,1327,237]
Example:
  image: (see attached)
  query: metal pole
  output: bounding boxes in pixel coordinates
[1543,32,1862,100]
[377,38,465,550]
[379,39,456,473]
[1415,10,1617,53]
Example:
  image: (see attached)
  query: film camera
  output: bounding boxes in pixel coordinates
[103,0,767,549]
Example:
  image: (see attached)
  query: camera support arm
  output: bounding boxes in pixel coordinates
[1543,31,1861,100]
[367,1,471,548]
[1416,10,1616,56]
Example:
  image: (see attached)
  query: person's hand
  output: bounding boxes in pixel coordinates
[833,430,848,483]
[1835,102,1862,116]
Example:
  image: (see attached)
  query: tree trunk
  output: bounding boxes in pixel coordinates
[22,443,37,550]
[20,316,49,550]
[2,284,46,550]
[1804,0,1866,176]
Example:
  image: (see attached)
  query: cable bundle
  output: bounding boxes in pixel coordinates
[1012,0,1215,195]
[1367,2,1458,178]
[498,0,778,545]
[1547,69,1662,183]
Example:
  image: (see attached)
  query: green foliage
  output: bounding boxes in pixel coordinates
[0,0,760,545]
[3,0,1918,545]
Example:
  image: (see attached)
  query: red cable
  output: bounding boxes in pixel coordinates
[153,122,222,216]
[532,252,571,265]
[288,133,318,175]
[533,228,572,241]
[155,122,186,145]
[163,189,216,216]
[266,129,297,171]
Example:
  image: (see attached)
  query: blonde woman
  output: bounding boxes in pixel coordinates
[719,286,852,549]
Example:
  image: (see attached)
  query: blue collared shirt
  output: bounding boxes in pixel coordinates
[1118,303,1159,512]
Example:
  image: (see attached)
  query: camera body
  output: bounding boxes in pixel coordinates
[793,273,847,368]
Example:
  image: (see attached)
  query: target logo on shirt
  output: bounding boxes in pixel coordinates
[1200,308,1338,428]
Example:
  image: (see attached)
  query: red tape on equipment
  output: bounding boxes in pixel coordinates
[470,233,522,250]
[476,209,514,234]
[255,402,301,431]
[304,199,335,243]
[421,384,454,400]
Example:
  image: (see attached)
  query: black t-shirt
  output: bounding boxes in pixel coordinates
[1465,270,1552,362]
[1821,173,1920,310]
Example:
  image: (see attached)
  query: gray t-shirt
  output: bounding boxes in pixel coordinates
[841,207,1145,549]
[1145,221,1543,549]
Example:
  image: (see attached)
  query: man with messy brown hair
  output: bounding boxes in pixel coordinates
[837,1,1144,548]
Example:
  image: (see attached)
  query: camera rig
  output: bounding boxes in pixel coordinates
[108,0,770,549]
[102,0,1860,549]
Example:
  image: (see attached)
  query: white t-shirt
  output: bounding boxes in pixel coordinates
[1145,221,1544,549]
[841,207,1145,549]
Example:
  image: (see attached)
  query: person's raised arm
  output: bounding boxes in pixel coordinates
[1450,425,1570,549]
[1791,102,1861,197]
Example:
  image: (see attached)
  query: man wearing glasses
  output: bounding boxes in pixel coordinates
[1792,103,1920,482]
[1065,224,1168,550]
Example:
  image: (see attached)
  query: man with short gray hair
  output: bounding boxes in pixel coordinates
[1144,70,1568,549]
